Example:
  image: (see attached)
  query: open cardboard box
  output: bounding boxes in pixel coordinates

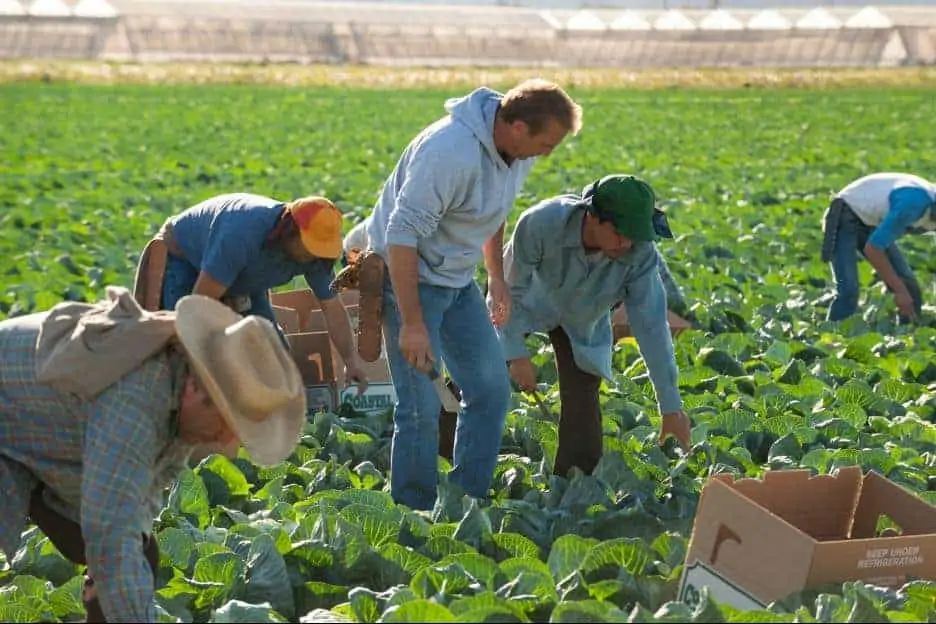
[612,305,692,341]
[272,305,300,335]
[286,331,339,415]
[270,288,360,332]
[678,466,936,611]
[274,287,394,416]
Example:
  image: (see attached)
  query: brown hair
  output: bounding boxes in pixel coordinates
[264,205,300,249]
[499,79,583,136]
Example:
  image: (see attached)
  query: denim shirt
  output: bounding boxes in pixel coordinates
[497,194,683,414]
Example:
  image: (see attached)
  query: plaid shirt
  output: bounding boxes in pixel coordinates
[0,312,192,622]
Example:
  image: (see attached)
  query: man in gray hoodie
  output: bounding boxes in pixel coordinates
[367,79,582,510]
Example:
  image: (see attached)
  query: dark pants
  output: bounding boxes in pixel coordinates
[161,254,289,348]
[436,327,602,477]
[549,326,603,477]
[28,486,159,623]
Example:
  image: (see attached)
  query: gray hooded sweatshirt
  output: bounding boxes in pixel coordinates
[366,87,536,289]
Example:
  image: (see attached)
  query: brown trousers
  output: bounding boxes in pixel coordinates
[28,486,159,623]
[437,326,602,477]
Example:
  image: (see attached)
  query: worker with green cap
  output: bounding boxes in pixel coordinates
[496,174,690,477]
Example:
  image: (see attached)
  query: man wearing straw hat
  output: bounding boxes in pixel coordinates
[0,288,307,623]
[497,174,691,477]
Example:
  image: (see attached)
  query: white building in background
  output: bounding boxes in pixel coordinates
[845,5,892,28]
[72,0,118,18]
[566,9,607,29]
[794,7,843,28]
[653,8,697,29]
[610,10,652,30]
[699,9,744,29]
[27,0,70,16]
[746,9,792,29]
[0,0,24,14]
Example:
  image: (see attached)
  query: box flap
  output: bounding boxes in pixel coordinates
[852,471,936,538]
[683,477,816,603]
[270,289,320,330]
[716,468,863,540]
[270,288,359,331]
[287,332,337,384]
[272,305,300,334]
[308,305,361,333]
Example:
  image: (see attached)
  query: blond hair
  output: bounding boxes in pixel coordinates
[499,79,583,136]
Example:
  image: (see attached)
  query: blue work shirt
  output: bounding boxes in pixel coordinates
[868,187,936,249]
[497,194,683,414]
[169,193,336,300]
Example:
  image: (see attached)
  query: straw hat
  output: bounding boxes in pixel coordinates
[174,295,307,467]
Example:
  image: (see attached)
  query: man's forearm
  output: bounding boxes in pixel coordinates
[864,243,909,295]
[482,224,506,284]
[387,245,424,326]
[321,298,357,362]
[192,271,229,299]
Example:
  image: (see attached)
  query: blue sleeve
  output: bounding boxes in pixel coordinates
[497,213,541,361]
[304,261,337,301]
[621,250,683,414]
[200,219,254,289]
[656,248,686,311]
[385,144,472,248]
[867,187,933,249]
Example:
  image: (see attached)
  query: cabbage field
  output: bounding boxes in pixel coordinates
[1,66,936,623]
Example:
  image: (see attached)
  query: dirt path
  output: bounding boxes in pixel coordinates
[2,60,935,90]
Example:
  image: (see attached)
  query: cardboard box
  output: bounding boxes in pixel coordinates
[337,382,397,417]
[306,385,336,415]
[677,467,936,611]
[276,287,391,415]
[272,305,300,334]
[270,288,360,332]
[307,304,361,334]
[613,305,692,341]
[287,331,340,416]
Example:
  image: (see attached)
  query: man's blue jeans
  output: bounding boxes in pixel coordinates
[827,205,922,323]
[382,273,510,511]
[161,255,288,346]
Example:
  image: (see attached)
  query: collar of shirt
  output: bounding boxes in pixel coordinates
[560,203,587,249]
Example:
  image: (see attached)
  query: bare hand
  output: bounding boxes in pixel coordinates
[894,291,917,321]
[660,411,691,451]
[508,358,537,392]
[399,322,434,372]
[344,355,370,395]
[486,278,512,328]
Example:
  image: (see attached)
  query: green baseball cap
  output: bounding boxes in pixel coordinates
[581,174,658,242]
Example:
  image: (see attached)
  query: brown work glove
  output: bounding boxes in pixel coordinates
[331,250,386,363]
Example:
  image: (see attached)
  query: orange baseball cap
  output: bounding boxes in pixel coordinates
[287,197,343,260]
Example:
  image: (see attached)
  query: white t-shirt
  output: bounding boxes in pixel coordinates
[836,172,936,228]
[343,218,371,255]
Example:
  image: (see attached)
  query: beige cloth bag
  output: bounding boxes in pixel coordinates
[34,286,177,399]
